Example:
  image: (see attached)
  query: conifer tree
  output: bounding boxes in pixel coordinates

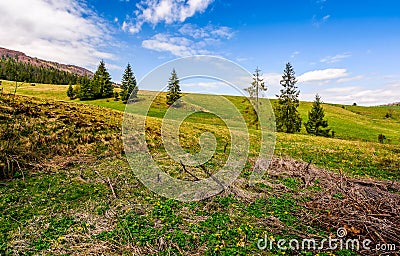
[78,75,92,100]
[92,60,113,98]
[245,67,268,129]
[305,94,331,137]
[166,69,181,106]
[275,62,302,133]
[120,63,138,103]
[67,83,75,99]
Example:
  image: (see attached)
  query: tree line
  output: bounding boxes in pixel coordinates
[68,61,138,102]
[0,57,82,85]
[247,62,332,137]
[67,59,331,138]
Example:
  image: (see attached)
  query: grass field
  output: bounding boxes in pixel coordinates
[1,80,399,255]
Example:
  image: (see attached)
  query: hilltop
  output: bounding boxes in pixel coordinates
[0,47,93,77]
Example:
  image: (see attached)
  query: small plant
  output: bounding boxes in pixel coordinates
[378,133,386,143]
[385,109,393,118]
[352,102,357,106]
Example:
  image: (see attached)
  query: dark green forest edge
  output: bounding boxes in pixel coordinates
[0,57,399,255]
[0,57,84,85]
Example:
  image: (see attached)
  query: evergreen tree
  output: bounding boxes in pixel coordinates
[92,60,113,98]
[73,83,81,99]
[67,83,75,99]
[0,57,81,84]
[78,75,93,100]
[275,62,302,133]
[245,67,268,129]
[120,63,138,103]
[166,69,181,106]
[305,94,331,137]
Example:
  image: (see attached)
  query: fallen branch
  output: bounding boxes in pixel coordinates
[199,164,226,190]
[179,161,199,181]
[95,171,117,198]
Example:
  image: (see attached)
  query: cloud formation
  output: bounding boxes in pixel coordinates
[0,0,114,69]
[142,33,210,57]
[298,68,348,83]
[142,24,234,57]
[123,0,214,33]
[320,53,351,64]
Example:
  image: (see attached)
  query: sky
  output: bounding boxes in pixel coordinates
[0,0,400,105]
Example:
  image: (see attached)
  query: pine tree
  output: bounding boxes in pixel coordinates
[120,63,138,103]
[166,69,181,106]
[305,94,331,137]
[67,83,75,99]
[245,67,268,129]
[78,75,93,100]
[275,62,302,133]
[92,60,113,98]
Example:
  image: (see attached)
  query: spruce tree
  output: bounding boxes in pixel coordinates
[166,69,181,106]
[120,63,138,103]
[78,75,93,100]
[305,94,331,137]
[92,60,113,98]
[275,62,302,133]
[67,83,75,99]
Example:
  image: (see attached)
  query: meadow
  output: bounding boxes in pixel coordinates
[0,80,399,255]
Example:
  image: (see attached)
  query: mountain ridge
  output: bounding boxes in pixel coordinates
[0,47,93,77]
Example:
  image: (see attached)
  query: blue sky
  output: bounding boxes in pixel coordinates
[1,0,400,105]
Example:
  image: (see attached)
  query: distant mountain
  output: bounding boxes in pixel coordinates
[380,102,400,106]
[0,47,93,77]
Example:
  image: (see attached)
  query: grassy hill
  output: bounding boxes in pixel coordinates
[1,80,399,255]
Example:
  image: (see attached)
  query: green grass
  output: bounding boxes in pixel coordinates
[3,79,400,144]
[1,80,399,255]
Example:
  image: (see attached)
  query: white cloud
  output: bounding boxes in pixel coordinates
[298,68,348,83]
[315,83,400,106]
[142,33,210,57]
[312,14,331,27]
[178,24,234,40]
[291,51,300,58]
[320,53,351,63]
[123,0,214,33]
[336,75,364,83]
[322,14,330,21]
[142,23,234,57]
[0,0,115,69]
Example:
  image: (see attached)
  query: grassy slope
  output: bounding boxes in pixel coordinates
[1,80,399,255]
[2,79,400,180]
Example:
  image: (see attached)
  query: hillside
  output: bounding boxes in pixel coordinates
[0,47,93,77]
[1,81,400,254]
[0,91,399,255]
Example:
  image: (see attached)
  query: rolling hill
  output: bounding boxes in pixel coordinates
[1,80,399,255]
